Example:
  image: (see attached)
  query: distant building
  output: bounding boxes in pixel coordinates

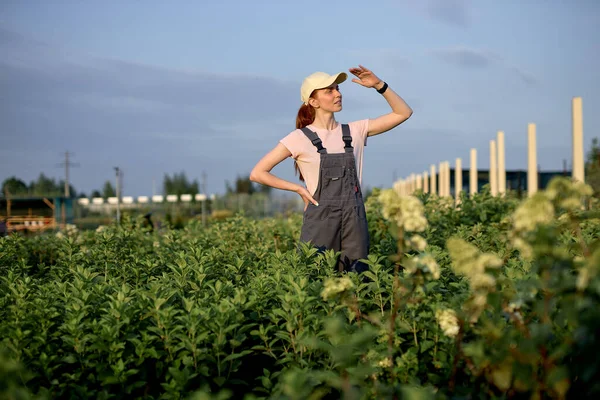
[0,196,74,233]
[448,168,570,197]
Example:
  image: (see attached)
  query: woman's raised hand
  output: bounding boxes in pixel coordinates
[349,65,383,89]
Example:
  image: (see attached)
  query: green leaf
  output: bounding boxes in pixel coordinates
[420,340,435,354]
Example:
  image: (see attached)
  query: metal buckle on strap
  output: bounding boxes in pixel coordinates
[312,138,322,146]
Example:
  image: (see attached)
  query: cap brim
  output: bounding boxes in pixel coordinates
[315,72,347,90]
[333,72,347,84]
[326,72,347,88]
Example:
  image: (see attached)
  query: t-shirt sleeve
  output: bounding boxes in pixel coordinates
[279,130,301,159]
[350,119,370,146]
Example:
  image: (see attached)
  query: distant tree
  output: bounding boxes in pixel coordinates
[91,190,102,198]
[256,182,272,195]
[585,137,600,197]
[234,175,255,195]
[102,181,116,198]
[163,171,199,196]
[29,173,60,196]
[57,180,77,198]
[225,175,272,195]
[1,177,28,197]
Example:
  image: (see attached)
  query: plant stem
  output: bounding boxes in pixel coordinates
[413,321,418,347]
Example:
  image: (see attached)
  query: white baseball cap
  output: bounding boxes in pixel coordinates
[300,71,347,105]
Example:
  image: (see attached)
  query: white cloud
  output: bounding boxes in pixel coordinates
[430,46,539,86]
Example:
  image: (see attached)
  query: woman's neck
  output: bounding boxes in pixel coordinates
[310,112,338,131]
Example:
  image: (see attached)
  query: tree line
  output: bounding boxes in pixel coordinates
[1,171,273,199]
[2,139,598,199]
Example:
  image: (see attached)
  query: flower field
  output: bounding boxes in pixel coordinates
[1,177,599,400]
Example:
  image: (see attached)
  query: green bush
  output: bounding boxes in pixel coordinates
[0,177,598,399]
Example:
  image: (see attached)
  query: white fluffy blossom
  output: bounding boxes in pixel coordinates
[576,266,590,291]
[377,357,392,368]
[321,276,354,301]
[379,189,428,233]
[406,235,427,252]
[512,193,554,233]
[446,237,502,290]
[420,254,440,279]
[56,224,78,239]
[403,254,441,280]
[435,309,460,338]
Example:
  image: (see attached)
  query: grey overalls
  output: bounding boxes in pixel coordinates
[299,124,370,273]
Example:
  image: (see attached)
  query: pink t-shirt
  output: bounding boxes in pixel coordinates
[280,119,370,196]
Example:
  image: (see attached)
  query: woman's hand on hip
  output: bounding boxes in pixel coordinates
[295,186,319,211]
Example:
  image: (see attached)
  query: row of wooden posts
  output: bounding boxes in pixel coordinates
[393,97,585,201]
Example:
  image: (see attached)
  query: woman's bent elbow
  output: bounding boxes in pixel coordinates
[249,169,260,183]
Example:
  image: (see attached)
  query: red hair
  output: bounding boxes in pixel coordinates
[294,102,316,181]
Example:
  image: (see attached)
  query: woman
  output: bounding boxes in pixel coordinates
[250,65,413,272]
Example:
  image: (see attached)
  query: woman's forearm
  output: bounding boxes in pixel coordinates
[374,81,413,117]
[250,170,301,194]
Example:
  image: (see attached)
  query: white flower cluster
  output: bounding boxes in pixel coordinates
[576,266,590,291]
[512,193,555,233]
[545,178,593,211]
[321,276,354,301]
[56,224,78,239]
[446,237,502,291]
[405,234,427,252]
[377,357,392,368]
[435,309,459,338]
[404,254,441,280]
[509,178,594,259]
[503,300,524,323]
[379,189,428,233]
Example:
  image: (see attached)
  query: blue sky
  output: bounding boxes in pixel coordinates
[1,0,599,197]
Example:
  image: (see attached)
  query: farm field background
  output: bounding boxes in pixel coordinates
[1,177,599,400]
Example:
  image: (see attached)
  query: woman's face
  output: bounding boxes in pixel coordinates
[310,83,342,113]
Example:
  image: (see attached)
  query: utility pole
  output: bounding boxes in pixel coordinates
[114,167,121,225]
[57,151,79,197]
[201,171,207,227]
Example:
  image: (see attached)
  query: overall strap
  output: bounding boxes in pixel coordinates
[342,124,353,153]
[300,127,327,154]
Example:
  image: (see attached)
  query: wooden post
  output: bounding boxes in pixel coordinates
[439,163,444,197]
[497,131,506,196]
[430,165,437,195]
[440,163,445,197]
[444,162,449,197]
[490,140,498,196]
[470,148,477,195]
[446,162,450,197]
[528,123,537,196]
[438,162,445,196]
[439,164,443,197]
[443,161,449,197]
[416,174,422,191]
[455,158,462,204]
[423,172,429,194]
[572,97,584,182]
